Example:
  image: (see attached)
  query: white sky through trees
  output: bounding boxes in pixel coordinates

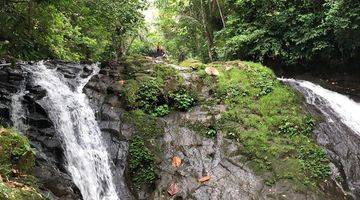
[144,0,158,30]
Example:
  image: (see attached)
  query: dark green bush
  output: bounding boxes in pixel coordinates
[170,90,196,111]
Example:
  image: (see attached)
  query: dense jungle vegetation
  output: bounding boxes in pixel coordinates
[1,0,359,70]
[0,0,146,61]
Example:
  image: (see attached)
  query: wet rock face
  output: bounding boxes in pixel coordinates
[305,104,360,199]
[150,106,330,200]
[1,60,133,200]
[0,62,82,199]
[154,110,262,200]
[84,61,133,199]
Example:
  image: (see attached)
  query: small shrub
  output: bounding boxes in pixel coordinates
[205,129,217,138]
[254,80,274,97]
[152,105,170,117]
[137,79,163,111]
[170,90,196,111]
[278,121,299,136]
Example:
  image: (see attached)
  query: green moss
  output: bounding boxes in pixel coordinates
[198,61,331,190]
[128,136,157,190]
[121,79,140,109]
[124,109,163,188]
[0,127,45,200]
[179,59,205,69]
[123,110,164,138]
[125,110,163,191]
[120,60,195,116]
[0,180,45,200]
[0,127,35,180]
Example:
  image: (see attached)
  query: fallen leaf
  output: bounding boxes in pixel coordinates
[198,175,211,183]
[172,156,182,168]
[205,67,219,76]
[167,182,180,196]
[118,80,125,85]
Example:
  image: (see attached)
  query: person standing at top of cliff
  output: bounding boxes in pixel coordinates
[155,45,167,59]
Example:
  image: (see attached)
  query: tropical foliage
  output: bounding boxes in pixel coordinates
[156,0,360,69]
[0,0,146,61]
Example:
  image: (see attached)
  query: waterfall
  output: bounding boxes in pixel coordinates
[280,79,360,135]
[11,85,27,133]
[280,78,360,198]
[23,62,119,200]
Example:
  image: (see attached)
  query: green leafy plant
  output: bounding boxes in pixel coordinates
[298,145,331,180]
[152,105,170,117]
[128,136,157,189]
[170,90,196,111]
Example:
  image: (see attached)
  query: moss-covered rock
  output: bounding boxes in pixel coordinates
[0,127,45,200]
[120,57,336,198]
[198,61,331,190]
[119,61,196,116]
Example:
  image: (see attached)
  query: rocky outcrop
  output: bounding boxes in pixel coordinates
[84,61,133,199]
[0,62,84,199]
[295,91,360,199]
[1,60,135,200]
[152,105,330,200]
[123,62,344,200]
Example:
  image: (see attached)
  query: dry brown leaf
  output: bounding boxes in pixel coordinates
[205,67,219,76]
[167,182,180,196]
[198,175,211,183]
[172,156,182,168]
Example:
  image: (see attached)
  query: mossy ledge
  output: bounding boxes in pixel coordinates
[0,127,45,200]
[208,61,331,189]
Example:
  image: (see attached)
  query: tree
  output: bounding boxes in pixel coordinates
[155,0,226,62]
[0,0,147,61]
[215,0,360,69]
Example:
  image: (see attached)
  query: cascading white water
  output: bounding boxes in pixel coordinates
[11,85,27,133]
[26,62,119,200]
[280,78,360,135]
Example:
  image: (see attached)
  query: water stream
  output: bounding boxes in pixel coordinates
[280,79,360,135]
[22,62,119,200]
[280,78,360,198]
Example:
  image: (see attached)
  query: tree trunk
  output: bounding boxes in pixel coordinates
[200,0,214,61]
[215,0,226,28]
